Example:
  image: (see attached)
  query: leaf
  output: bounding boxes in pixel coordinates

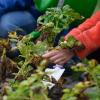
[85,87,100,100]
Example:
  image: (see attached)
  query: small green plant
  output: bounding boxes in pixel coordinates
[37,5,83,46]
[3,68,50,100]
[70,59,100,100]
[15,4,83,79]
[62,81,91,100]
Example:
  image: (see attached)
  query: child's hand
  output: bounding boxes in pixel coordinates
[43,49,74,65]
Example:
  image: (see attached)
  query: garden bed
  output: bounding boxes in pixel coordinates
[0,5,100,100]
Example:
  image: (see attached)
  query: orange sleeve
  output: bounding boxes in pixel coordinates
[78,11,100,31]
[65,11,100,39]
[74,21,100,59]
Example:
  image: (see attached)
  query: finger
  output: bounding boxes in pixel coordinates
[42,50,58,58]
[57,60,68,65]
[54,56,68,64]
[49,53,65,61]
[58,62,65,65]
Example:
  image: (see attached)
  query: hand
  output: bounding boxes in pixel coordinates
[43,49,74,65]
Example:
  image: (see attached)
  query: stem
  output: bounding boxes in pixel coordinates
[15,57,32,80]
